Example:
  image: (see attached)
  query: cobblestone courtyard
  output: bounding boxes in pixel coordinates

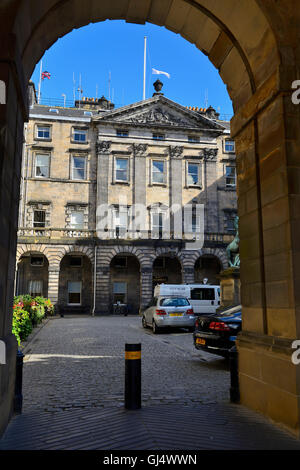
[21,315,230,412]
[2,315,300,450]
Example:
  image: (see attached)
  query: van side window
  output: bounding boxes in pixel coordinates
[191,288,215,300]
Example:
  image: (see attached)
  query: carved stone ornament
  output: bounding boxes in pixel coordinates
[202,147,218,160]
[169,145,184,158]
[128,107,190,127]
[96,140,111,154]
[131,143,148,155]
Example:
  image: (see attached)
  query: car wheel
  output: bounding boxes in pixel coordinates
[188,326,195,333]
[142,316,147,329]
[152,320,160,334]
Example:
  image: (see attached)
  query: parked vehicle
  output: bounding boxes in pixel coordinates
[193,304,242,357]
[154,284,221,315]
[142,295,195,334]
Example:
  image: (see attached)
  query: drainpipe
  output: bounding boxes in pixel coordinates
[92,244,97,316]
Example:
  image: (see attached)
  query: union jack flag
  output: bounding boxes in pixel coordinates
[41,71,51,80]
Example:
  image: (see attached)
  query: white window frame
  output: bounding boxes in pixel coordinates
[225,165,236,187]
[36,124,51,140]
[72,127,87,143]
[114,156,129,183]
[112,205,129,236]
[151,159,166,185]
[33,209,46,228]
[70,211,84,229]
[116,129,129,137]
[224,210,237,232]
[188,135,200,143]
[186,161,202,187]
[113,282,127,304]
[224,139,235,153]
[150,206,170,239]
[71,155,87,180]
[67,281,82,305]
[34,153,50,178]
[152,133,165,140]
[28,280,43,297]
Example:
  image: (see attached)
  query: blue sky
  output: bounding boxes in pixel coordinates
[31,20,233,118]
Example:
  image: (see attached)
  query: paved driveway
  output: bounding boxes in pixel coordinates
[21,315,230,412]
[2,315,300,450]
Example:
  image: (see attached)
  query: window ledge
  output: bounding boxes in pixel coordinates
[70,140,89,145]
[185,185,202,189]
[217,185,236,191]
[34,137,52,142]
[112,180,130,185]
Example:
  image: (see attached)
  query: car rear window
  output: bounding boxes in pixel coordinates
[190,288,215,300]
[160,297,190,307]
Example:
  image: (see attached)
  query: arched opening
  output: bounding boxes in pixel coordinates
[16,253,49,298]
[194,255,222,285]
[153,255,182,290]
[58,253,92,314]
[109,254,140,315]
[1,0,300,438]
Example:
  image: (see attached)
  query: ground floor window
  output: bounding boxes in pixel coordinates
[113,282,127,304]
[68,281,82,305]
[29,280,43,297]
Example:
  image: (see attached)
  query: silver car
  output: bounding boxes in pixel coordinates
[142,296,195,334]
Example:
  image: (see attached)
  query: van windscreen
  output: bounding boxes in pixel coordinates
[190,288,215,301]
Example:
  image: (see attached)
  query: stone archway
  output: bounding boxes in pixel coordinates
[109,253,141,315]
[16,252,49,298]
[58,253,93,314]
[1,0,300,436]
[152,255,183,290]
[194,255,222,285]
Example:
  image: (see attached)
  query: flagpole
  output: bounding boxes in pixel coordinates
[38,59,43,104]
[143,36,147,100]
[73,72,76,104]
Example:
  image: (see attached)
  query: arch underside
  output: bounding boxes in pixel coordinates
[11,0,279,115]
[3,0,300,438]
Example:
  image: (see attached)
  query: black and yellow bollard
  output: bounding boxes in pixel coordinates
[14,349,24,414]
[229,345,240,403]
[125,343,141,410]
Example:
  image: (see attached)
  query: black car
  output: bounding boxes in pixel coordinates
[193,304,241,357]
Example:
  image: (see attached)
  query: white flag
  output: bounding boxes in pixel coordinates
[152,68,171,79]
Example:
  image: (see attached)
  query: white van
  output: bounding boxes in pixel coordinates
[154,284,220,315]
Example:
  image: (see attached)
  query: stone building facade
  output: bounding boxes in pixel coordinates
[16,82,237,315]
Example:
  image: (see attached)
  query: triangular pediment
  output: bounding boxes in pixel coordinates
[93,95,225,132]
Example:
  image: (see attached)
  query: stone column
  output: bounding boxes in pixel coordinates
[0,35,28,436]
[232,88,300,435]
[203,148,218,232]
[47,269,60,306]
[96,140,111,211]
[140,267,153,311]
[132,144,148,238]
[95,265,110,315]
[182,267,195,284]
[169,146,183,236]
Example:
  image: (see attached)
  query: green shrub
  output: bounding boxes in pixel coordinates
[34,296,54,316]
[12,307,33,345]
[12,295,54,344]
